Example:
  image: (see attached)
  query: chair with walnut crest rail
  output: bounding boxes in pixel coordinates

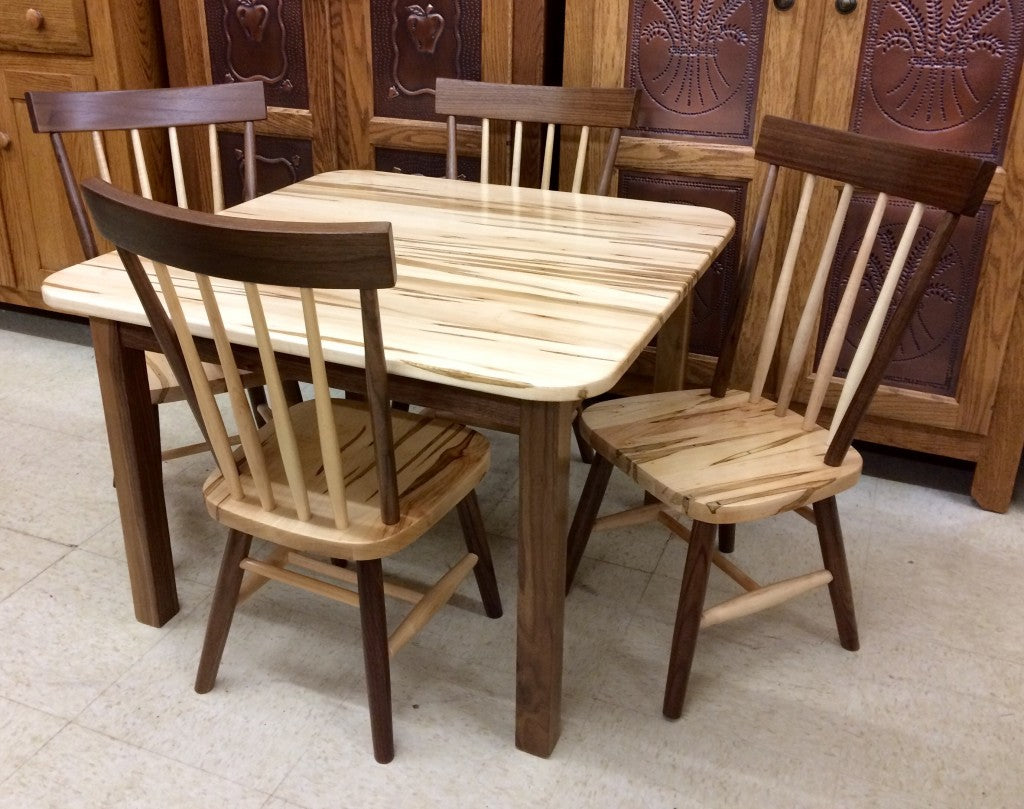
[564,115,995,719]
[80,178,503,764]
[434,78,639,195]
[26,82,277,458]
[434,78,640,457]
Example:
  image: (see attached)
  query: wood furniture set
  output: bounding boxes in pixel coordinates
[566,116,996,718]
[41,168,734,758]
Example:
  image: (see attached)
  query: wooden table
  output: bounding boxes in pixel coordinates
[41,170,734,757]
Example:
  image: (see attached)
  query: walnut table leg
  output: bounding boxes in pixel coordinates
[91,318,179,626]
[515,399,573,757]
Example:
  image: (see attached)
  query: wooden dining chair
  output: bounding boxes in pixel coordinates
[435,78,639,195]
[80,177,503,763]
[565,116,995,719]
[434,78,639,457]
[26,83,275,457]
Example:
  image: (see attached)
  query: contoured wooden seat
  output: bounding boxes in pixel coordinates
[81,178,502,764]
[567,116,995,719]
[27,83,273,454]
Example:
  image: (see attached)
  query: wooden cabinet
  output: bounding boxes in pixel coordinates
[564,0,1024,512]
[0,0,164,308]
[159,0,555,200]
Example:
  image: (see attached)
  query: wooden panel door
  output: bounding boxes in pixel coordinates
[562,0,829,389]
[336,0,552,183]
[159,0,336,209]
[793,0,1024,508]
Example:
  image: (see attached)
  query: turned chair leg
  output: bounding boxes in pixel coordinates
[565,454,614,593]
[717,523,736,554]
[663,520,717,720]
[356,559,394,764]
[195,529,253,693]
[572,414,595,463]
[812,497,859,651]
[455,492,503,618]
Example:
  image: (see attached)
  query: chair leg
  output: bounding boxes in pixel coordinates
[455,492,503,618]
[565,454,613,593]
[247,386,268,427]
[195,529,253,694]
[356,559,394,764]
[572,413,595,463]
[812,497,859,651]
[663,520,716,720]
[717,523,735,554]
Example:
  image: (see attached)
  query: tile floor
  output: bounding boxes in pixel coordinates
[1,305,1022,808]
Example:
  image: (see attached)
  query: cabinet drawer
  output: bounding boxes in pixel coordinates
[0,0,91,56]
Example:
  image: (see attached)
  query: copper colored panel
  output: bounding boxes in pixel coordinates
[625,0,766,143]
[818,197,992,397]
[618,172,746,355]
[218,132,313,208]
[371,1,482,121]
[850,0,1024,161]
[374,148,480,181]
[205,0,310,109]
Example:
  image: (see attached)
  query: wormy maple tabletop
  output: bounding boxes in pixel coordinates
[43,170,734,401]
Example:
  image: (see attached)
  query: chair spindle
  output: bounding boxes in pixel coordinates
[828,201,926,440]
[571,126,590,194]
[749,172,816,403]
[541,122,556,190]
[301,287,350,529]
[776,182,855,415]
[803,192,889,430]
[511,120,523,188]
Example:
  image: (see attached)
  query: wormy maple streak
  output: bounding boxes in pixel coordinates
[45,170,734,403]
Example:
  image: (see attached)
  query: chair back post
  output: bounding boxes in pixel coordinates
[48,131,99,258]
[823,210,960,466]
[709,161,779,397]
[360,288,400,524]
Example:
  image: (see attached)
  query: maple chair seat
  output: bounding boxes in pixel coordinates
[581,389,863,525]
[204,399,490,559]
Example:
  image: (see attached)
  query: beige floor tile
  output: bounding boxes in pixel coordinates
[0,528,69,600]
[0,724,269,809]
[0,696,66,782]
[0,549,209,718]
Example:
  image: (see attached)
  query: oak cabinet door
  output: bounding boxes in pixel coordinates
[563,0,824,387]
[338,0,550,184]
[159,0,336,209]
[798,0,1024,459]
[0,64,97,297]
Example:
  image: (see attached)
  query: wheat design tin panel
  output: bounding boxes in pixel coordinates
[819,197,992,396]
[625,0,766,142]
[204,0,310,109]
[851,0,1024,160]
[371,0,482,121]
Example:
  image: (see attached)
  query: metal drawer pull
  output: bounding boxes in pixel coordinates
[835,0,857,13]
